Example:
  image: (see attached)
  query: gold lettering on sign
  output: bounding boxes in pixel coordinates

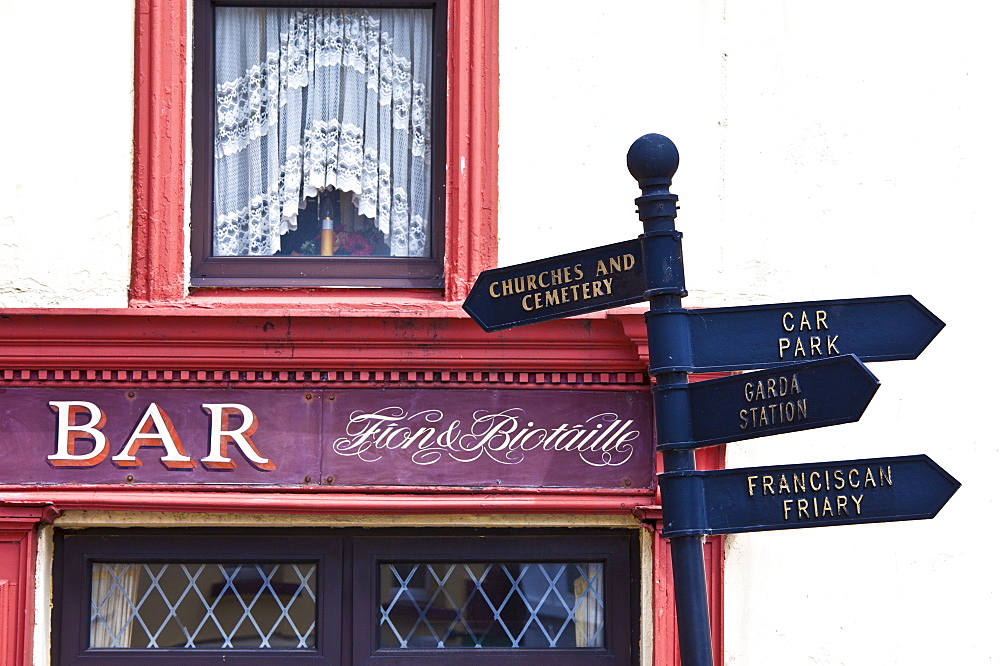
[745,465,895,499]
[596,254,636,276]
[486,253,639,313]
[739,373,807,430]
[880,466,893,486]
[521,277,614,311]
[748,464,893,522]
[777,309,840,360]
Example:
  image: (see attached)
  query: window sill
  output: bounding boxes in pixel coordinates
[0,299,649,333]
[1,487,655,516]
[132,288,462,318]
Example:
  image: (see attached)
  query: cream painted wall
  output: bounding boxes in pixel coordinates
[501,1,997,664]
[0,1,134,308]
[0,1,995,663]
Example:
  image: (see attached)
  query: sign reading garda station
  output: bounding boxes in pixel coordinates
[0,388,652,489]
[463,239,646,332]
[657,354,880,450]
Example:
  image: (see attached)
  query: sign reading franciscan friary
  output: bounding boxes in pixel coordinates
[658,455,960,537]
[0,388,653,488]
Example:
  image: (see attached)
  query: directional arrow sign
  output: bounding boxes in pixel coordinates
[463,239,646,332]
[651,295,944,372]
[658,454,960,538]
[657,354,879,450]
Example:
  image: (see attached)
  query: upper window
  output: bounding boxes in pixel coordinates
[190,1,447,288]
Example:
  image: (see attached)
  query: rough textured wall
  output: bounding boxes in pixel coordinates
[500,1,997,664]
[0,1,134,308]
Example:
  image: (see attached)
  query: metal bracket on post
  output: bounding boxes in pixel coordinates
[652,383,695,449]
[658,471,709,537]
[628,134,715,666]
[646,309,694,374]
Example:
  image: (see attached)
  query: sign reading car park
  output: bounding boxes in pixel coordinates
[676,295,946,372]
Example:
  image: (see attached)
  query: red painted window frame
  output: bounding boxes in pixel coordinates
[131,0,498,306]
[189,0,449,290]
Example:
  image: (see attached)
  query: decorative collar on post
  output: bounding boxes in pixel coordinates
[628,134,686,302]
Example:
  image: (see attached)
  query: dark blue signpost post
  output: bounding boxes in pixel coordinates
[463,133,957,666]
[627,134,715,666]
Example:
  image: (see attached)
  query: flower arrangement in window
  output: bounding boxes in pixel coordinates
[279,188,390,257]
[291,226,385,256]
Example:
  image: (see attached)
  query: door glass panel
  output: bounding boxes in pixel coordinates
[379,562,605,649]
[89,562,317,649]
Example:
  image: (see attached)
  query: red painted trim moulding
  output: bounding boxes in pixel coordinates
[0,489,652,516]
[445,0,499,300]
[0,310,649,377]
[132,0,188,303]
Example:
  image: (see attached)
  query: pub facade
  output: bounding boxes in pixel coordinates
[0,1,723,663]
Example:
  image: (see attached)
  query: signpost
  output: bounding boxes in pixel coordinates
[463,133,958,666]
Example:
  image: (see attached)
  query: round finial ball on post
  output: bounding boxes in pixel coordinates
[627,134,679,185]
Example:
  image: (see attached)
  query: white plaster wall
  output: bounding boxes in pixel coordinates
[0,1,134,308]
[501,1,998,664]
[0,1,994,662]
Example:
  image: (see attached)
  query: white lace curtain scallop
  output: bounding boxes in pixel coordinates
[213,7,432,258]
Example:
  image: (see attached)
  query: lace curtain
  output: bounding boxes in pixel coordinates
[213,7,432,257]
[90,563,140,647]
[573,564,604,648]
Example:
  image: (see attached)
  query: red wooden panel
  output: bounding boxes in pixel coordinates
[0,575,14,664]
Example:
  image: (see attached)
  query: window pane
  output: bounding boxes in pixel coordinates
[89,562,317,649]
[213,7,434,260]
[379,562,605,649]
